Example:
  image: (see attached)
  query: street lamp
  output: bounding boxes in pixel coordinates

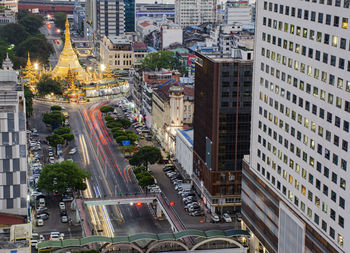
[34,63,39,71]
[57,29,61,33]
[100,64,106,72]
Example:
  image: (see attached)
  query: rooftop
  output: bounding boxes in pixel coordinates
[155,79,194,101]
[107,35,131,45]
[132,42,147,51]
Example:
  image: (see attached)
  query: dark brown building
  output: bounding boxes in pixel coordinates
[192,52,253,214]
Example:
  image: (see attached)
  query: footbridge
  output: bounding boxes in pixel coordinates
[37,229,250,253]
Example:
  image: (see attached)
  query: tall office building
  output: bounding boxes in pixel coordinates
[224,0,252,25]
[242,1,350,252]
[124,0,135,32]
[97,0,125,37]
[0,55,27,216]
[192,51,253,214]
[175,0,216,27]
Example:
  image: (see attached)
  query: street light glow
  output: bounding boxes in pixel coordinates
[100,64,106,72]
[34,63,39,70]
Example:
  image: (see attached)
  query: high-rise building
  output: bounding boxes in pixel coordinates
[97,0,125,37]
[124,0,135,32]
[242,1,350,253]
[175,0,216,27]
[224,0,252,25]
[192,51,253,214]
[0,54,27,216]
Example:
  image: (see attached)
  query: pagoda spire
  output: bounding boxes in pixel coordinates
[22,52,36,86]
[103,64,114,80]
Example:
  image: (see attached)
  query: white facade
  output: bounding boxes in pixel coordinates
[175,0,216,27]
[161,24,183,49]
[0,0,17,13]
[225,1,252,25]
[249,0,350,252]
[0,55,27,216]
[175,129,193,178]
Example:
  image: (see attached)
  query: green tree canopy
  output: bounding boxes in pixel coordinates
[54,126,70,135]
[104,115,114,121]
[37,75,63,96]
[46,134,65,148]
[100,106,114,113]
[106,120,122,129]
[43,111,64,127]
[54,12,66,31]
[51,105,62,111]
[17,10,30,21]
[138,175,155,188]
[61,133,74,142]
[141,51,176,70]
[24,86,33,117]
[0,23,29,45]
[117,118,131,129]
[129,146,162,168]
[16,35,53,64]
[19,14,43,35]
[37,160,91,194]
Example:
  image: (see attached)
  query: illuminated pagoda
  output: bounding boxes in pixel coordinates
[22,52,37,91]
[51,17,91,83]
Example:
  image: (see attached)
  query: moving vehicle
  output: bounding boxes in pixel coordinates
[68,148,77,155]
[61,216,68,223]
[49,157,55,164]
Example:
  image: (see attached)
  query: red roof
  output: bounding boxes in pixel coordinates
[132,42,147,51]
[155,79,194,101]
[0,213,25,226]
[140,21,150,27]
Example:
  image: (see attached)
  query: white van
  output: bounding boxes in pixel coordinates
[39,198,45,207]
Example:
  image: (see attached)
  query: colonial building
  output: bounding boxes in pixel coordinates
[100,35,134,70]
[132,42,148,68]
[0,54,27,216]
[152,79,194,155]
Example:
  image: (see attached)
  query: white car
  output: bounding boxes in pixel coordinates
[49,157,55,164]
[222,213,232,223]
[37,219,44,226]
[31,239,38,248]
[59,202,65,210]
[61,215,68,223]
[50,234,60,241]
[48,152,54,157]
[211,214,220,223]
[68,148,77,155]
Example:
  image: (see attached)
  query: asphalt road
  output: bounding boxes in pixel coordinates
[68,102,172,235]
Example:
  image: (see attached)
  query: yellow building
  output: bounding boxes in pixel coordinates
[100,35,134,70]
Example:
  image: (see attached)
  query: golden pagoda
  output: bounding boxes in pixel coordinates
[51,17,90,83]
[103,64,114,80]
[22,52,36,87]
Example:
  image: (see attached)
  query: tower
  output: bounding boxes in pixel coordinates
[169,86,184,127]
[242,1,350,253]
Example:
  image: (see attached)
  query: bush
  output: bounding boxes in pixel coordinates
[100,106,114,113]
[106,120,122,129]
[116,118,131,129]
[139,176,155,188]
[51,105,62,111]
[133,166,146,175]
[105,115,114,122]
[115,135,128,144]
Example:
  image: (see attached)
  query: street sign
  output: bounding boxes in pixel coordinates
[122,140,130,146]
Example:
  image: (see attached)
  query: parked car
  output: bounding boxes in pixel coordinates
[49,157,55,164]
[61,216,68,223]
[30,133,39,137]
[61,195,73,202]
[211,214,220,223]
[36,213,49,220]
[36,206,48,213]
[37,219,44,226]
[60,210,67,216]
[190,210,204,216]
[236,213,242,222]
[222,213,232,223]
[59,202,65,210]
[48,151,54,157]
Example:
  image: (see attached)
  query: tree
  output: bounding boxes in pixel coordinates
[37,160,91,194]
[24,86,33,117]
[117,118,131,129]
[141,51,176,70]
[54,126,70,135]
[61,133,74,142]
[42,111,64,127]
[104,115,114,121]
[106,120,122,129]
[129,146,162,168]
[51,105,62,111]
[17,10,30,21]
[100,106,114,114]
[19,14,43,35]
[46,134,65,148]
[54,12,66,31]
[37,75,63,96]
[0,23,29,45]
[16,35,53,64]
[138,175,155,188]
[115,135,128,144]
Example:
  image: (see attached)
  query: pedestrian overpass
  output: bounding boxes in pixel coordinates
[37,229,250,253]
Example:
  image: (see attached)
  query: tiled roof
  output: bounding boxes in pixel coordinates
[0,213,25,226]
[140,21,150,27]
[155,79,194,101]
[132,42,147,51]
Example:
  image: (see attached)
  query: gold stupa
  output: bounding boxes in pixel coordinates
[52,17,90,83]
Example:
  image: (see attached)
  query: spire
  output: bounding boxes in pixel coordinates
[2,53,13,70]
[26,52,32,67]
[64,16,71,45]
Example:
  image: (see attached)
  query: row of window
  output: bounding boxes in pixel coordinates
[256,160,343,247]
